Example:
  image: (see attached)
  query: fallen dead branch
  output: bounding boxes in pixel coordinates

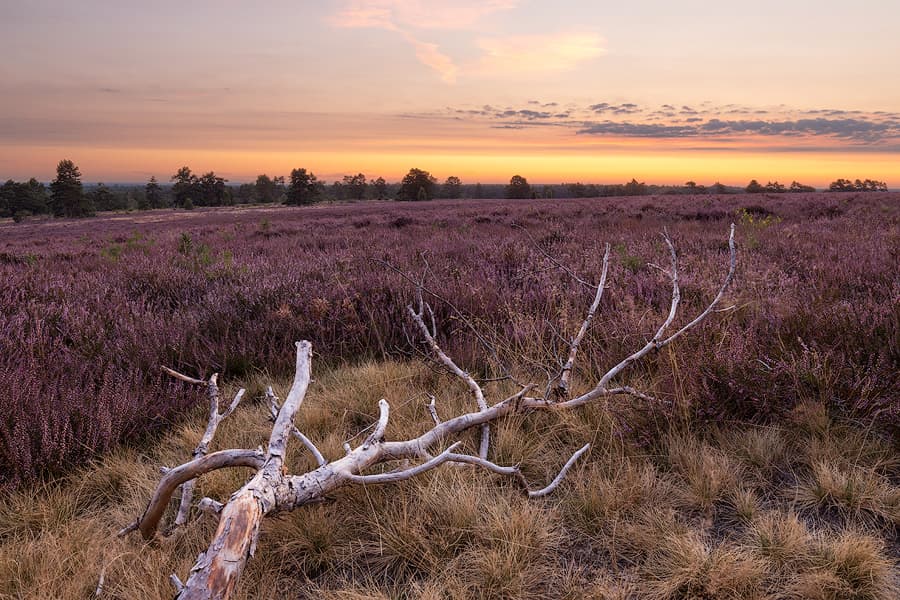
[119,224,736,600]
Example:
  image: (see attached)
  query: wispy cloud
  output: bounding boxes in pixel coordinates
[401,32,458,83]
[331,1,518,82]
[329,2,603,83]
[476,32,606,74]
[331,0,517,30]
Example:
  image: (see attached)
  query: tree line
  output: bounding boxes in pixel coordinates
[0,160,892,221]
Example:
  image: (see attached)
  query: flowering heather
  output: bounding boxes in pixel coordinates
[1,193,897,487]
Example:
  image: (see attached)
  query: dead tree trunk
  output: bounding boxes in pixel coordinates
[119,225,736,600]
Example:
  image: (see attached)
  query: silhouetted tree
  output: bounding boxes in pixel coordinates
[342,173,367,200]
[198,172,229,206]
[789,181,816,193]
[623,178,647,196]
[442,176,462,199]
[398,168,436,201]
[89,183,127,211]
[473,183,484,198]
[0,178,48,219]
[764,181,787,193]
[171,166,199,207]
[711,182,729,194]
[143,176,164,209]
[254,174,280,203]
[505,175,531,199]
[50,159,92,217]
[286,168,319,205]
[745,179,765,194]
[330,181,346,201]
[832,178,888,192]
[565,182,586,198]
[371,176,388,200]
[542,185,554,199]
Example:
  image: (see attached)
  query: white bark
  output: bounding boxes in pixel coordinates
[556,243,610,397]
[119,226,737,600]
[159,368,246,528]
[407,289,491,458]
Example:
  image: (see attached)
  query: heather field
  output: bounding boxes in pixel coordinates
[1,193,897,487]
[0,193,898,598]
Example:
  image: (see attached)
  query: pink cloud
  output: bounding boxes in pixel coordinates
[476,32,606,74]
[331,0,517,30]
[402,33,458,83]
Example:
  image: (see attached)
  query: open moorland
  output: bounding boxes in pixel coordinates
[0,193,898,598]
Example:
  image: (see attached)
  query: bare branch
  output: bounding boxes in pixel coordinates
[527,443,591,497]
[407,287,491,459]
[169,574,185,594]
[374,257,510,378]
[161,366,206,386]
[346,442,463,484]
[365,399,390,445]
[426,394,440,425]
[557,243,611,397]
[198,497,224,516]
[221,388,246,419]
[174,373,222,527]
[658,223,736,348]
[163,372,247,529]
[553,224,736,409]
[268,342,313,461]
[126,449,266,540]
[265,386,326,467]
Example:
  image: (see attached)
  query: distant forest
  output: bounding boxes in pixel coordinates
[0,160,890,221]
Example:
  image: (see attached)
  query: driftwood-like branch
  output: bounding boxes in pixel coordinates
[544,223,737,410]
[426,394,440,425]
[407,287,491,459]
[159,368,247,528]
[120,449,266,539]
[121,226,737,600]
[556,243,611,398]
[265,386,327,467]
[198,497,224,516]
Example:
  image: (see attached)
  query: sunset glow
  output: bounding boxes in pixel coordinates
[2,1,899,185]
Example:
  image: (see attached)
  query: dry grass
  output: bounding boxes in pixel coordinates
[0,362,896,599]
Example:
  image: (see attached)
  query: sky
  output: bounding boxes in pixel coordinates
[1,0,899,185]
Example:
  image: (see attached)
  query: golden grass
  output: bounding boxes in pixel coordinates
[0,360,896,599]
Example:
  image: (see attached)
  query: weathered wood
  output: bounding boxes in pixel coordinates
[119,226,737,600]
[125,449,265,540]
[407,289,491,458]
[556,243,610,397]
[158,368,247,528]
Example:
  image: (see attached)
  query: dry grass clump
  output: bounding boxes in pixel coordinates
[747,511,813,570]
[663,433,743,513]
[641,532,766,599]
[794,460,899,527]
[0,360,897,599]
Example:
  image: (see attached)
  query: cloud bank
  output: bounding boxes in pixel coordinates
[419,101,900,148]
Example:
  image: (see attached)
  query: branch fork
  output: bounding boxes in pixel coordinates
[119,225,737,600]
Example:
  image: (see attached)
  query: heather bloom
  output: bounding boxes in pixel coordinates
[0,192,896,487]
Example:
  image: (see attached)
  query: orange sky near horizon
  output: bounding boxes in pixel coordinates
[2,144,898,188]
[2,1,899,186]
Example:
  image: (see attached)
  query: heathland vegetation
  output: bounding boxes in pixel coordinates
[0,192,897,598]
